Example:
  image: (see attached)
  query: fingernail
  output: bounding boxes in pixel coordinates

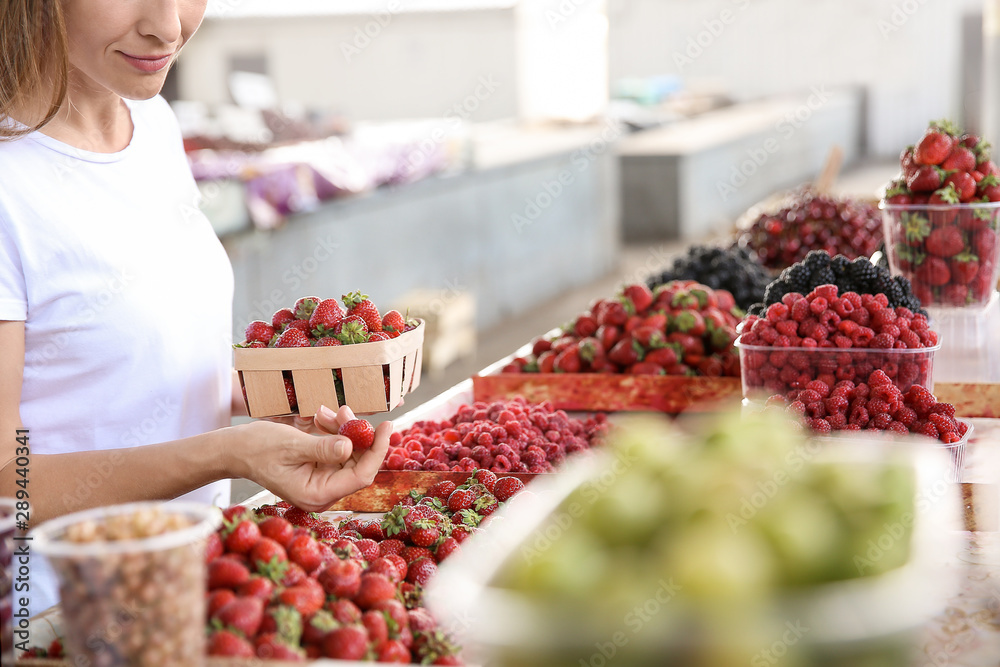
[332,439,349,459]
[319,405,335,419]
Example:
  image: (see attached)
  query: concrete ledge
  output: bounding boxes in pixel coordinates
[617,87,864,241]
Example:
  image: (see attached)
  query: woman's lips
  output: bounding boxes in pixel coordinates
[120,52,172,73]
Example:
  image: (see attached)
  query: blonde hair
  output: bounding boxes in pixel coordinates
[0,0,68,139]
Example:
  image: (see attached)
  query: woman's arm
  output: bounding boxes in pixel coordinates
[0,321,389,526]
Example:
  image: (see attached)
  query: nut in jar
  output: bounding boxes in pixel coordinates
[32,502,221,667]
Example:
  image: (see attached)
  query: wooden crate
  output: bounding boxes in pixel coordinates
[235,321,424,417]
[472,373,742,413]
[934,382,1000,418]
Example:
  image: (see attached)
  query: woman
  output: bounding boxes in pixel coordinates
[0,1,390,614]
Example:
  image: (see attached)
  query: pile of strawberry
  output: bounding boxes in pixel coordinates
[736,187,883,270]
[884,119,1000,306]
[19,640,63,660]
[764,370,966,444]
[236,293,419,412]
[502,282,742,377]
[239,293,417,348]
[739,284,938,398]
[205,483,517,664]
[384,397,608,473]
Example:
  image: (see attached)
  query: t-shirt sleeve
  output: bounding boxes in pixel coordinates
[0,215,28,321]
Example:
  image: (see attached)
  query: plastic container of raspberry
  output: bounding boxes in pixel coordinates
[880,200,1000,311]
[735,338,941,401]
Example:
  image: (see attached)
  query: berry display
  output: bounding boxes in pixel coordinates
[646,245,772,311]
[736,186,883,270]
[382,397,608,474]
[205,485,537,664]
[746,250,927,318]
[504,282,742,377]
[739,285,938,398]
[882,119,1000,307]
[765,370,966,445]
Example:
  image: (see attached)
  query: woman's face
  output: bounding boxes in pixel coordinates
[61,0,208,100]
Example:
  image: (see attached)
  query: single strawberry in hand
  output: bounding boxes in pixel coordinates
[339,419,375,451]
[343,291,383,332]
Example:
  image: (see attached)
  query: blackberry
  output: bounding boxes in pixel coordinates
[811,267,836,286]
[803,250,831,271]
[648,244,772,311]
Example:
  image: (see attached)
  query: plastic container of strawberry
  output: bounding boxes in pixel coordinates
[881,201,1000,310]
[736,338,940,401]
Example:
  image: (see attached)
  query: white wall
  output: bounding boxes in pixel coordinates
[607,0,985,157]
[178,9,520,122]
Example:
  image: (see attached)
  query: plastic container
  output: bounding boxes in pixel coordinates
[428,437,961,667]
[881,201,1000,310]
[0,499,16,667]
[31,502,221,667]
[235,319,424,417]
[927,292,1000,383]
[736,338,940,400]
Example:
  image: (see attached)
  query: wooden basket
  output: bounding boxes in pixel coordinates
[234,321,424,418]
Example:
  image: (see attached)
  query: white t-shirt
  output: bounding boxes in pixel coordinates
[0,96,234,614]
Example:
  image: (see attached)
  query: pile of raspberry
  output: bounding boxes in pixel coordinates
[765,370,966,444]
[384,397,608,474]
[738,284,939,396]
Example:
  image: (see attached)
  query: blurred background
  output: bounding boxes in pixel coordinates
[175,0,1000,414]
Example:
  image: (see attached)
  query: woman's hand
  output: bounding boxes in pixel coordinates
[226,406,391,512]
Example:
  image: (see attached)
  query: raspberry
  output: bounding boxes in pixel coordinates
[766,302,790,322]
[913,421,939,439]
[831,297,852,318]
[849,406,870,427]
[798,389,822,404]
[843,423,861,431]
[880,324,901,339]
[905,385,935,407]
[850,383,870,400]
[808,418,832,434]
[781,292,804,307]
[839,291,861,308]
[806,401,827,418]
[790,299,811,322]
[874,293,889,308]
[870,333,895,349]
[765,394,787,408]
[871,308,897,328]
[887,421,909,435]
[818,309,841,329]
[831,381,854,397]
[837,320,860,337]
[894,406,918,427]
[849,308,871,326]
[824,395,849,414]
[827,413,847,429]
[805,380,831,398]
[831,334,853,348]
[920,331,939,346]
[867,370,892,388]
[760,326,779,344]
[786,401,807,417]
[809,297,828,315]
[873,413,893,429]
[850,328,875,347]
[774,335,791,347]
[775,320,798,337]
[941,431,961,444]
[927,402,956,418]
[895,307,914,319]
[958,421,970,436]
[899,329,921,349]
[910,314,930,332]
[801,336,818,348]
[867,399,891,415]
[927,413,958,435]
[808,326,829,343]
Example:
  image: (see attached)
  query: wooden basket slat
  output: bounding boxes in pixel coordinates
[410,347,423,392]
[235,321,425,418]
[241,370,290,416]
[291,368,340,415]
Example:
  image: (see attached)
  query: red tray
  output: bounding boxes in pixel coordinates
[472,373,741,413]
[326,470,543,512]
